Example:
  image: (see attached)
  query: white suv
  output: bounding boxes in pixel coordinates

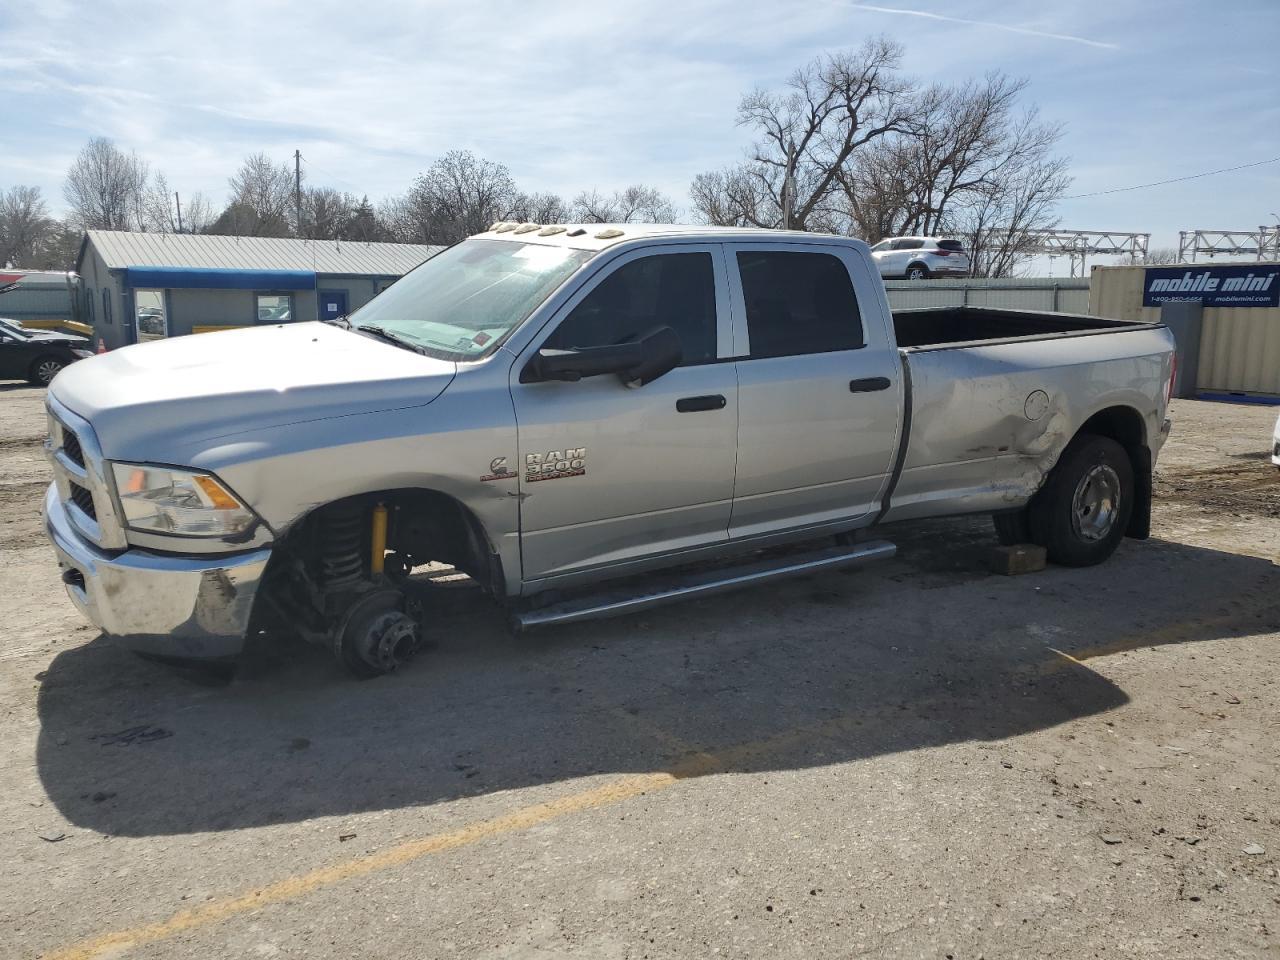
[870,237,970,279]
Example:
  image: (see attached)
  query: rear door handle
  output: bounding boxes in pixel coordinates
[849,377,891,393]
[676,394,727,413]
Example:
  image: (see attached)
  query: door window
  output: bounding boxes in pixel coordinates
[893,239,924,250]
[545,252,717,365]
[736,251,864,359]
[134,289,165,341]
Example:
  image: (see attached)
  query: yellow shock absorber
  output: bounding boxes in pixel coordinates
[370,502,388,576]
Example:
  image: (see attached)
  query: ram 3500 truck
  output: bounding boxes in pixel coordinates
[42,225,1175,675]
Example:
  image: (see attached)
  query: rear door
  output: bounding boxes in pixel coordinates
[510,244,738,583]
[893,238,925,276]
[726,242,903,539]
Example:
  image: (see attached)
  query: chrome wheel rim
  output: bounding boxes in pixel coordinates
[1071,463,1121,541]
[907,268,925,279]
[36,360,62,384]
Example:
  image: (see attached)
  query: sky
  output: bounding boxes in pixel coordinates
[1,0,1277,272]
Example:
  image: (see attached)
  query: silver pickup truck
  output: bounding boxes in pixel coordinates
[42,225,1175,675]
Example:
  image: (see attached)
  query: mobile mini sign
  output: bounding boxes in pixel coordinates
[1142,265,1280,308]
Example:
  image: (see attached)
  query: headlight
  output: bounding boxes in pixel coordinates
[111,463,257,537]
[71,348,95,359]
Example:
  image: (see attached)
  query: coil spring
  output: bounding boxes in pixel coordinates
[318,503,365,591]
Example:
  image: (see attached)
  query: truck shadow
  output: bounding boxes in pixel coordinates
[32,518,1279,838]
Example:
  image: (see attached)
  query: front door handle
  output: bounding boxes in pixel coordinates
[849,377,891,393]
[676,394,727,413]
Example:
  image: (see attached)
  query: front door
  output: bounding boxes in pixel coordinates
[510,244,737,584]
[725,242,902,539]
[319,290,349,322]
[134,289,167,342]
[0,333,34,380]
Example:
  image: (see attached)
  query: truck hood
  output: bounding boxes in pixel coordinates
[50,322,457,460]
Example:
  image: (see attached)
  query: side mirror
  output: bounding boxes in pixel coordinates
[523,325,682,386]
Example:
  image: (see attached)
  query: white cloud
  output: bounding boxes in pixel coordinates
[840,2,1119,50]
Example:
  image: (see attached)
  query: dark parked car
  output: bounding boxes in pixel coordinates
[0,321,94,385]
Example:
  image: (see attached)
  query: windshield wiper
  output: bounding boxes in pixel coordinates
[354,324,426,354]
[322,315,351,329]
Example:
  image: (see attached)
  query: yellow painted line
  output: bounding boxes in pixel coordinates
[41,768,710,960]
[43,597,1280,959]
[1039,602,1280,675]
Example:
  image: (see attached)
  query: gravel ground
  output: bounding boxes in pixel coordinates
[0,384,1277,959]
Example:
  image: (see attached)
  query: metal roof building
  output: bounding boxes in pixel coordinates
[77,231,442,348]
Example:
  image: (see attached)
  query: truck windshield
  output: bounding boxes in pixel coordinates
[346,238,594,360]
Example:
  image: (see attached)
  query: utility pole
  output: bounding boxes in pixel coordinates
[174,192,183,233]
[294,149,303,237]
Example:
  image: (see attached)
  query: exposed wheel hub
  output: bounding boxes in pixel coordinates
[337,590,423,676]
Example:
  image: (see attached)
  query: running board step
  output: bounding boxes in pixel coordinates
[513,539,896,630]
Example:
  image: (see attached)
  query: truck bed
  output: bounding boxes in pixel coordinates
[882,305,1174,526]
[892,306,1157,350]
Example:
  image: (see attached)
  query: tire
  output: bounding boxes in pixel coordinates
[992,510,1031,545]
[1028,433,1134,567]
[28,356,65,386]
[905,263,930,280]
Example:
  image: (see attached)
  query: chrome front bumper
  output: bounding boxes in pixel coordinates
[43,483,272,659]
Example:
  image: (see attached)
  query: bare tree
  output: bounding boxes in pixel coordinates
[179,191,216,234]
[298,187,355,239]
[509,191,568,224]
[690,167,771,227]
[31,221,82,270]
[957,153,1071,277]
[217,153,296,236]
[385,151,521,244]
[838,72,1070,275]
[691,38,913,231]
[1141,247,1180,265]
[63,137,149,231]
[140,172,179,233]
[569,184,677,223]
[0,186,54,266]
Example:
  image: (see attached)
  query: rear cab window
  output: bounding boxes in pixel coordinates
[735,250,864,359]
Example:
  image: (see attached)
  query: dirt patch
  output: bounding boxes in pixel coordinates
[1156,461,1280,519]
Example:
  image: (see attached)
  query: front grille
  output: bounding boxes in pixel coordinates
[69,481,97,521]
[62,430,84,468]
[46,399,126,550]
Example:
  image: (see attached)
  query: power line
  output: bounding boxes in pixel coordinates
[1061,155,1280,200]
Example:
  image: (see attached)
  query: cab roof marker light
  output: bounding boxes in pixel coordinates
[494,223,518,233]
[594,228,625,240]
[565,228,587,237]
[538,226,568,236]
[488,221,505,231]
[513,223,541,234]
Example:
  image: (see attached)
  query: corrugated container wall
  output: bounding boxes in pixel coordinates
[885,278,1089,314]
[1090,263,1280,396]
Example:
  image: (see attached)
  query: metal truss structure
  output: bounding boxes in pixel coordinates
[1177,228,1280,262]
[1022,230,1151,277]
